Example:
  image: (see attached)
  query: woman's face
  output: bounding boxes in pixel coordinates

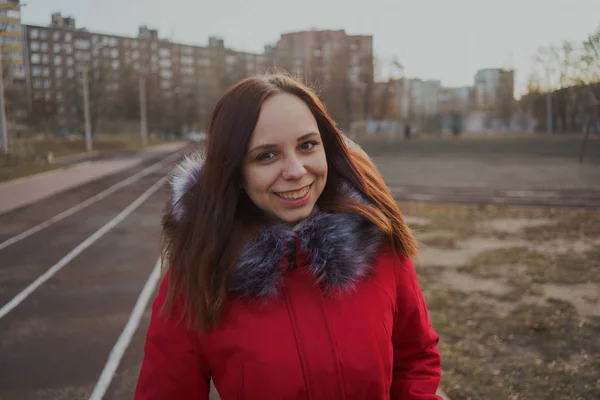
[242,93,328,224]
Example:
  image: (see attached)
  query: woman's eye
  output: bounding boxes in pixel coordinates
[257,152,275,162]
[299,141,317,151]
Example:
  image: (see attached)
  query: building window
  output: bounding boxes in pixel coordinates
[159,48,170,57]
[64,32,72,42]
[30,29,39,39]
[45,91,52,101]
[63,44,73,54]
[66,57,74,66]
[32,66,42,76]
[43,79,51,89]
[31,53,41,64]
[131,40,138,49]
[132,51,139,60]
[226,55,236,65]
[109,37,118,47]
[92,35,99,44]
[54,43,62,53]
[68,68,74,78]
[110,48,119,58]
[180,55,193,65]
[160,80,171,89]
[198,58,210,67]
[40,30,48,40]
[43,67,50,77]
[30,41,40,51]
[112,60,120,70]
[54,55,62,65]
[53,31,61,41]
[56,68,63,78]
[160,69,172,79]
[74,39,90,50]
[33,79,42,89]
[42,54,50,64]
[159,59,171,68]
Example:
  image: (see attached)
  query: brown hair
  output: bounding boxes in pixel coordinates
[162,72,417,331]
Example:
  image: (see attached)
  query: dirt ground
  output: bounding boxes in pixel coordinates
[400,202,600,400]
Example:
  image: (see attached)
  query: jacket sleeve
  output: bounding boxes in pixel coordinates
[134,274,211,400]
[391,256,442,399]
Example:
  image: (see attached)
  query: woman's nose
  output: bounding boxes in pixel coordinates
[282,155,307,180]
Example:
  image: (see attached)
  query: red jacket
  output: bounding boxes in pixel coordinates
[135,247,441,399]
[135,158,441,399]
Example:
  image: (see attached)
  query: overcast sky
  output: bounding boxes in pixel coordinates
[22,0,600,95]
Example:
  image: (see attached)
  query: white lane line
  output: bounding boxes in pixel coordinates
[0,151,181,252]
[89,258,162,400]
[0,176,168,320]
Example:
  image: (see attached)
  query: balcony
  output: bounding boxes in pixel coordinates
[0,2,19,11]
[0,16,19,25]
[0,30,21,38]
[0,43,22,52]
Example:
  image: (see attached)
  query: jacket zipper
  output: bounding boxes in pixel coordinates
[282,284,313,399]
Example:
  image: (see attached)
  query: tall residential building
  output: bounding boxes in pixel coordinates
[473,68,514,111]
[22,15,376,134]
[269,29,374,127]
[0,0,25,81]
[23,14,268,134]
[399,78,441,119]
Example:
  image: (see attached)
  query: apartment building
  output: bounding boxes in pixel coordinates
[23,14,270,134]
[473,68,514,111]
[0,0,25,82]
[269,29,374,127]
[22,14,377,134]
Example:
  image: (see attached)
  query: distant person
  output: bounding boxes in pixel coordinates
[404,123,412,140]
[134,73,442,399]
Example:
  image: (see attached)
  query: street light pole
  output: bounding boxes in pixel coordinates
[0,53,8,154]
[546,91,552,135]
[139,73,148,147]
[0,20,9,154]
[82,67,92,152]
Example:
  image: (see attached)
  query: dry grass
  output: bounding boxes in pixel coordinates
[459,246,600,285]
[404,201,600,399]
[1,136,175,182]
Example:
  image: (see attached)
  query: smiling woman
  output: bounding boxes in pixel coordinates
[243,93,328,223]
[135,72,442,400]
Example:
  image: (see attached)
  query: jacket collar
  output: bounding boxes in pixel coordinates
[168,153,385,298]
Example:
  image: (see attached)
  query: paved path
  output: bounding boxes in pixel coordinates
[0,142,187,216]
[360,134,600,207]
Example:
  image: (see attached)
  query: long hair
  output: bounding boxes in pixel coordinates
[162,72,417,331]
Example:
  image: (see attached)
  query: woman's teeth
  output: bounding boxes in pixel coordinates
[275,186,310,200]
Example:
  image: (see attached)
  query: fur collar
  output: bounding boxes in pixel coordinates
[167,153,386,298]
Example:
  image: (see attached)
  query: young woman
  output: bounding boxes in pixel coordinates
[135,73,442,399]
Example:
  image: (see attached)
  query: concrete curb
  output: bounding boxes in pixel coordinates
[391,184,600,208]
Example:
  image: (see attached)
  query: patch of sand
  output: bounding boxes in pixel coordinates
[417,237,525,267]
[480,218,553,234]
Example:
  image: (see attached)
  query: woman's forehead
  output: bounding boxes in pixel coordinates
[249,93,319,146]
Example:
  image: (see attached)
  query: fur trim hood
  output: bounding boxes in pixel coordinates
[166,153,386,298]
